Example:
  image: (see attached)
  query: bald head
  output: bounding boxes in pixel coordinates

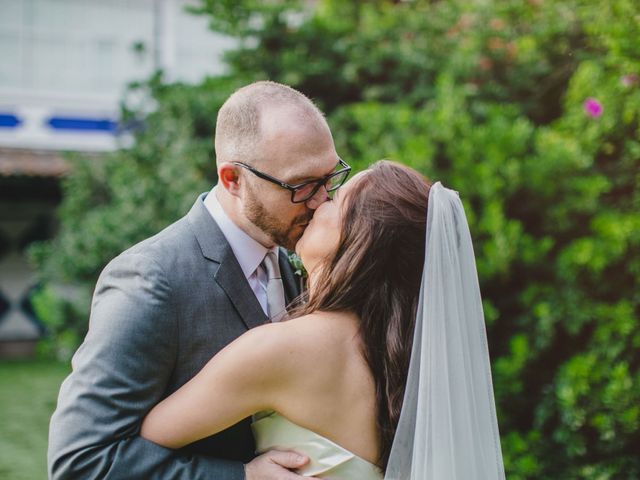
[214,81,328,166]
[213,81,340,250]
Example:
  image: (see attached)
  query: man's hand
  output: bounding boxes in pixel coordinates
[245,450,309,479]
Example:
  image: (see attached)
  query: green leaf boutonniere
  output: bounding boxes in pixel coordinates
[287,252,307,278]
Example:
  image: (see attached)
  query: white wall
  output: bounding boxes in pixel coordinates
[0,0,234,151]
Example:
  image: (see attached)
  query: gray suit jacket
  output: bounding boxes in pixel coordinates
[48,193,301,480]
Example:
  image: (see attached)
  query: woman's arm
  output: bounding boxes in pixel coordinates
[140,322,294,448]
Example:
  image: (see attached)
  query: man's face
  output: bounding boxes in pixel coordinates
[241,110,339,250]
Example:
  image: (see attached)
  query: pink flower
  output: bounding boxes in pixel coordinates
[583,98,603,118]
[621,74,639,87]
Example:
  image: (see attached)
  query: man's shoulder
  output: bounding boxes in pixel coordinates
[125,215,194,262]
[105,201,215,281]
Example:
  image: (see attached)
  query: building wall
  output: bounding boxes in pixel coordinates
[0,204,53,338]
[0,180,59,356]
[0,0,233,151]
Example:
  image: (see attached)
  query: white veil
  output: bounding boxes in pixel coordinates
[385,182,506,480]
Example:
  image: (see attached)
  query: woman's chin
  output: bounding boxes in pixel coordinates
[294,238,304,260]
[294,245,315,276]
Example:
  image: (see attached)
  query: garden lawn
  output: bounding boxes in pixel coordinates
[0,359,70,480]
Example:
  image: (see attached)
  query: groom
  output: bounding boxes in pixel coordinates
[48,81,343,479]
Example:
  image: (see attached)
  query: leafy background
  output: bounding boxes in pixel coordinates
[30,0,639,478]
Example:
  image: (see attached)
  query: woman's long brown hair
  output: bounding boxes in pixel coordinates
[294,160,431,470]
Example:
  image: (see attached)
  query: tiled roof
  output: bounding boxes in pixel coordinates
[0,148,70,178]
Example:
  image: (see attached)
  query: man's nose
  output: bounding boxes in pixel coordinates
[305,186,329,210]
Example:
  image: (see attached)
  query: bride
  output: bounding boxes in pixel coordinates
[141,160,506,479]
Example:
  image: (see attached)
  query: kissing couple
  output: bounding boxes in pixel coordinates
[49,81,506,480]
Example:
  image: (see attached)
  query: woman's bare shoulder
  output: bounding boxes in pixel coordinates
[238,312,359,369]
[282,311,359,347]
[219,311,361,396]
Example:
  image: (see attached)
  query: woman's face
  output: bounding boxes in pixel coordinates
[295,172,364,275]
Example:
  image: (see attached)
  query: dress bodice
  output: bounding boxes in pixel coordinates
[252,411,383,479]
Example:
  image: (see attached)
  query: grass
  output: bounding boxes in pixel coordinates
[0,359,70,480]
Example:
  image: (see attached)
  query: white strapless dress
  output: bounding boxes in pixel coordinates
[252,411,383,479]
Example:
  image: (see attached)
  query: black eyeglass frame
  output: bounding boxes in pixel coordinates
[232,158,352,204]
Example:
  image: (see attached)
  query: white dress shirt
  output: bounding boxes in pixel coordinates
[203,186,278,315]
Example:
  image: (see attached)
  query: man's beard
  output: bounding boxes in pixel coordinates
[244,184,312,250]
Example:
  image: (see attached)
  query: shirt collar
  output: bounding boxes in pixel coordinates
[204,186,277,279]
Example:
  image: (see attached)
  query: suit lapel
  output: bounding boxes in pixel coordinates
[188,193,268,330]
[215,261,267,330]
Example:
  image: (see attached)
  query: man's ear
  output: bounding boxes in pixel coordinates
[217,163,242,197]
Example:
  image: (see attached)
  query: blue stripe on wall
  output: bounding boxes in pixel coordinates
[0,114,22,128]
[47,116,118,133]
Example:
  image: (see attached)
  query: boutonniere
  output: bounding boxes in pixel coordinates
[287,252,307,278]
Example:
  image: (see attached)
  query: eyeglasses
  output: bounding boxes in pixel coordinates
[232,158,351,204]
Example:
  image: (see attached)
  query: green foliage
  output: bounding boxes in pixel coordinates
[32,0,639,477]
[30,284,90,361]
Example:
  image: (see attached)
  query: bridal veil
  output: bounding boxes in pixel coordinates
[385,182,506,480]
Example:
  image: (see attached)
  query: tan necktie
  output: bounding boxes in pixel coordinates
[262,251,287,322]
